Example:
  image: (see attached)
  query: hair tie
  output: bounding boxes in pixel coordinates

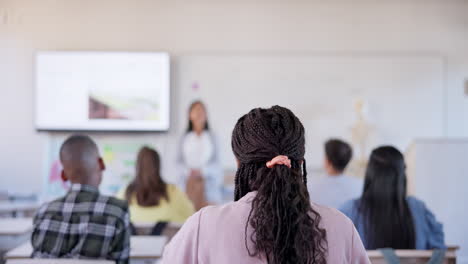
[266,155,291,169]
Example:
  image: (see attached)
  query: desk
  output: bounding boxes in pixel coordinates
[0,218,33,236]
[0,218,33,252]
[367,248,458,264]
[130,236,167,260]
[133,222,183,231]
[0,202,39,217]
[133,222,183,241]
[6,259,113,264]
[5,236,167,263]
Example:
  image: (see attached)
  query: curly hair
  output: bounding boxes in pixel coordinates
[231,106,327,264]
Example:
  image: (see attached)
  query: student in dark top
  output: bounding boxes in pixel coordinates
[340,146,445,250]
[31,135,130,264]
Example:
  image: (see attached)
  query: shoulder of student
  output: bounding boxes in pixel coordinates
[35,196,67,218]
[183,199,249,229]
[166,184,184,196]
[100,194,129,219]
[166,183,178,191]
[175,199,358,235]
[34,194,128,223]
[406,196,431,212]
[115,187,127,200]
[344,174,363,184]
[311,202,366,253]
[406,195,424,205]
[337,198,360,218]
[312,202,355,223]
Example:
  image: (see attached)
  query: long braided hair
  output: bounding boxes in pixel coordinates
[232,106,327,264]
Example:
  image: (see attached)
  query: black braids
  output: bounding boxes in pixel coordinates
[303,159,308,185]
[234,165,245,201]
[234,169,241,201]
[235,163,256,201]
[231,106,327,264]
[253,109,281,154]
[239,166,249,201]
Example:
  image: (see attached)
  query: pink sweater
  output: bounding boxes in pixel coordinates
[162,192,370,264]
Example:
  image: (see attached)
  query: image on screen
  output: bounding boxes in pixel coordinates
[35,51,170,131]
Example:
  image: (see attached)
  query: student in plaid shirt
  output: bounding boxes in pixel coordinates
[31,135,130,264]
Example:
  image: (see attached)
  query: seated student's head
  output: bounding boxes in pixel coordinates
[324,139,353,175]
[59,134,105,187]
[361,146,415,249]
[125,146,168,206]
[232,105,327,263]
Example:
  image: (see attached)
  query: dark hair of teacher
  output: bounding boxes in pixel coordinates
[187,100,209,132]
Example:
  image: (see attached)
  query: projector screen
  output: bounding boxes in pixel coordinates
[35,51,170,131]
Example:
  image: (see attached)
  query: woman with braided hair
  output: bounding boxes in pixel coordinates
[162,106,370,264]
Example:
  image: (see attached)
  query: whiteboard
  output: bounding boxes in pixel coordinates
[175,54,445,169]
[412,139,468,263]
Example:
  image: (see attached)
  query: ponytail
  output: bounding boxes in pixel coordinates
[232,106,327,264]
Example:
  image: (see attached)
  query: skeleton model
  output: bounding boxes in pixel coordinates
[348,99,373,178]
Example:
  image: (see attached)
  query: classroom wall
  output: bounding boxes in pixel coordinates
[0,0,467,194]
[177,54,446,171]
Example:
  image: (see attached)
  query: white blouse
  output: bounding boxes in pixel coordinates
[182,131,214,169]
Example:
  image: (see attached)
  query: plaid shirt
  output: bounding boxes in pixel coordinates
[31,184,130,264]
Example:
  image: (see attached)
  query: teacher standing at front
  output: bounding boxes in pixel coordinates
[177,101,223,209]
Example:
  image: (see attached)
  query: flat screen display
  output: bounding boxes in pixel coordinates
[35,51,170,131]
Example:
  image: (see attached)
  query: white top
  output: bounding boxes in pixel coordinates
[178,131,223,204]
[182,131,214,169]
[308,174,363,209]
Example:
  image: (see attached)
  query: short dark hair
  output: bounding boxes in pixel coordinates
[324,139,353,172]
[59,134,100,179]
